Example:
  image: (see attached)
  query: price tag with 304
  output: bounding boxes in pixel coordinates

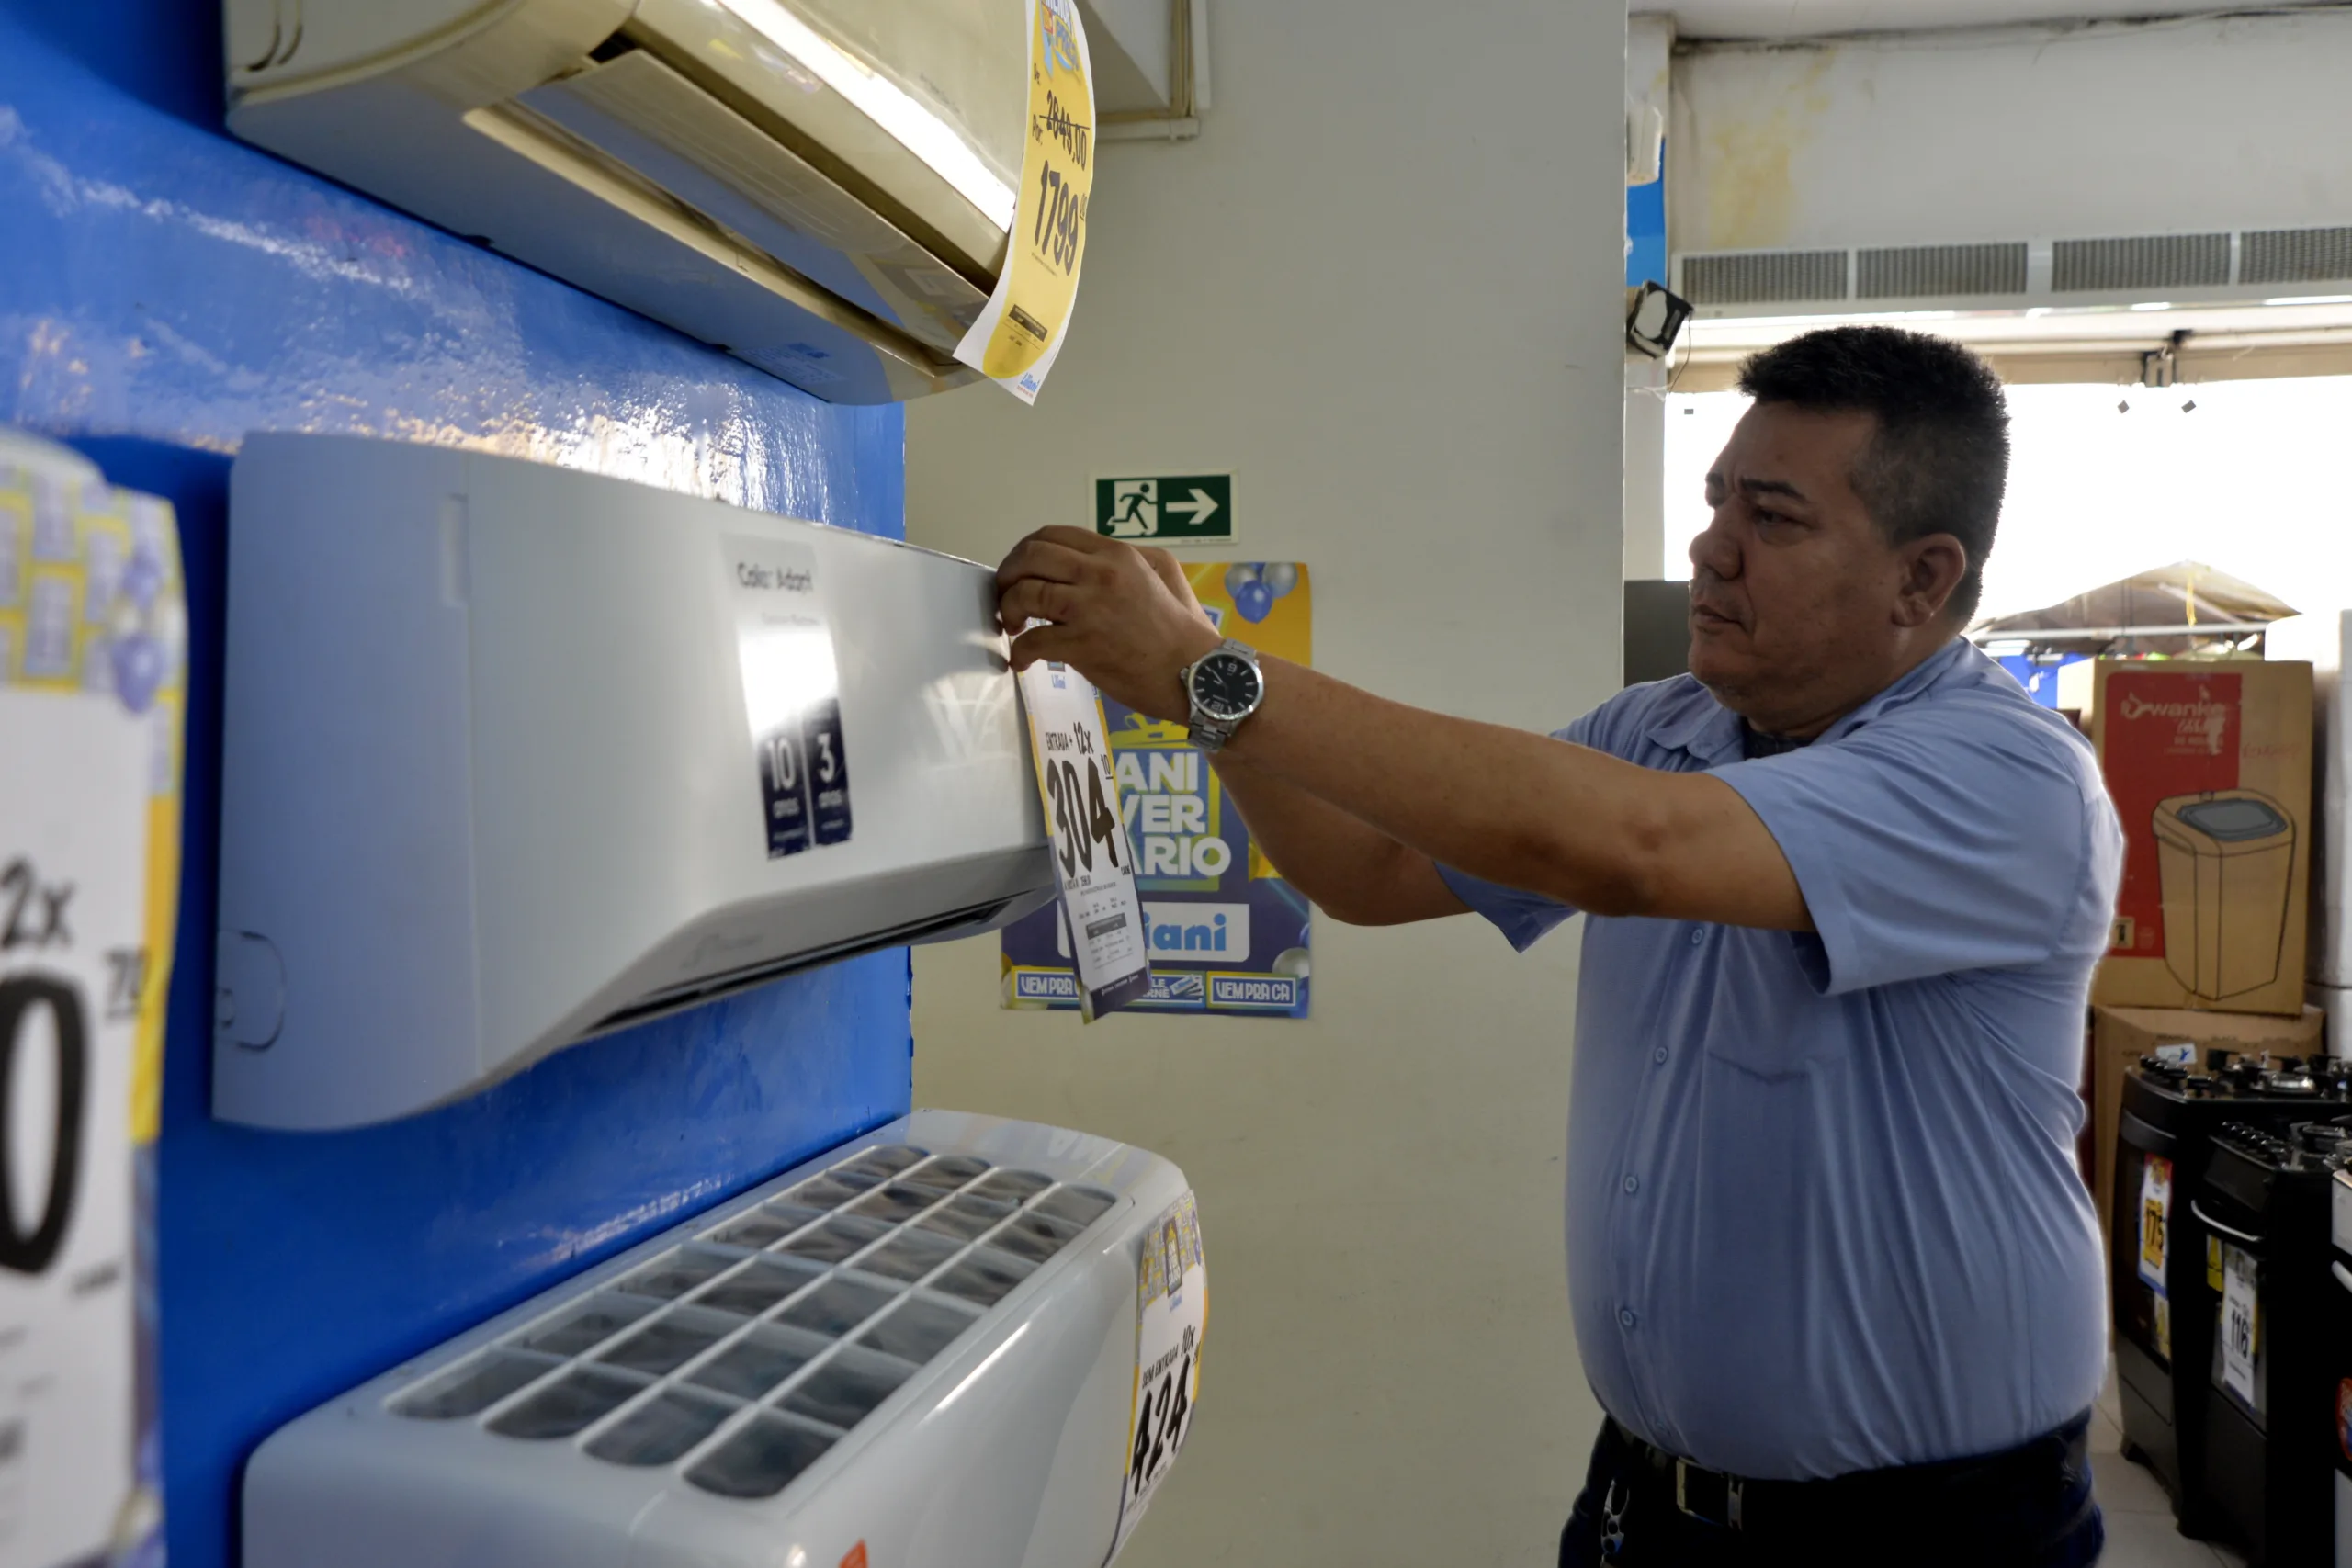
[1107,1193,1205,1562]
[1015,660,1151,1020]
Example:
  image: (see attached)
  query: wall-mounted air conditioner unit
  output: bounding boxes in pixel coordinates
[242,1111,1206,1568]
[224,0,1034,403]
[214,435,1053,1129]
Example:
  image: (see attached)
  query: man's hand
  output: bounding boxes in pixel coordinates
[996,527,1223,721]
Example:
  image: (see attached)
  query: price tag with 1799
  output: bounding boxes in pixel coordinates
[1015,660,1152,1020]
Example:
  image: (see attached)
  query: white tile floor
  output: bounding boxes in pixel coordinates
[2091,1358,2250,1568]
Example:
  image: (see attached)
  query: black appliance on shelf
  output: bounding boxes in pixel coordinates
[2188,1115,2352,1566]
[2111,1053,2347,1537]
[2325,1163,2352,1567]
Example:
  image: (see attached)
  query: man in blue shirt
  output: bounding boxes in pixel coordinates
[995,327,2120,1565]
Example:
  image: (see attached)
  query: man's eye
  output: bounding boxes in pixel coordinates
[1754,509,1783,525]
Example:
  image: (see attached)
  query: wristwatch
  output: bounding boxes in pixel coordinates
[1182,638,1265,751]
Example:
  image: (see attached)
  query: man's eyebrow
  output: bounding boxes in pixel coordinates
[1738,477,1810,503]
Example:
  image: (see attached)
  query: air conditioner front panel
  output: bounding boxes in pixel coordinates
[230,73,969,403]
[629,0,1016,281]
[519,50,989,355]
[215,436,1051,1128]
[787,0,1028,190]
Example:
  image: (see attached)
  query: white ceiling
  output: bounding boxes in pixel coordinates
[1644,0,2346,39]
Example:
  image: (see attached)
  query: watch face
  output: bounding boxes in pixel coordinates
[1191,652,1261,721]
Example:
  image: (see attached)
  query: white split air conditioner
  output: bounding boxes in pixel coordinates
[214,434,1052,1128]
[223,0,1031,402]
[242,1111,1206,1568]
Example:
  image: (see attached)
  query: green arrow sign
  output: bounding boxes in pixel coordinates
[1094,473,1232,545]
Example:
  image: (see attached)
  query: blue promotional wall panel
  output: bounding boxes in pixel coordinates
[0,6,919,1566]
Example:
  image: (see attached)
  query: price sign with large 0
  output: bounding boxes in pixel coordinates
[0,452,184,1568]
[1017,661,1150,1020]
[1108,1193,1206,1562]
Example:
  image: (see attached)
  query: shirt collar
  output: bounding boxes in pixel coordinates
[1646,637,1976,764]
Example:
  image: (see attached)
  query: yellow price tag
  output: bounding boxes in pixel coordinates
[952,0,1094,401]
[2136,1152,2172,1289]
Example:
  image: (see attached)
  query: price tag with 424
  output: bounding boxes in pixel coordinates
[1107,1192,1205,1562]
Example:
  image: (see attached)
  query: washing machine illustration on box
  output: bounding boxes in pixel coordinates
[2154,791,2297,1001]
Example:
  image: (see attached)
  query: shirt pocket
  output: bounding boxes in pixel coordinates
[1696,931,1839,1079]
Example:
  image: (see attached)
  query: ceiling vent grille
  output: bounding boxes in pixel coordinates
[2241,227,2352,286]
[2053,233,2230,293]
[1681,250,1848,305]
[1856,243,2028,300]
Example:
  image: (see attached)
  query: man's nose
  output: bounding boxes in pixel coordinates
[1689,513,1741,581]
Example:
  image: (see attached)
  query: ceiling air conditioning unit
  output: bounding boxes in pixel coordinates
[224,0,1027,403]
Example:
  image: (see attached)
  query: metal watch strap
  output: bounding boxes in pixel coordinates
[1189,714,1238,751]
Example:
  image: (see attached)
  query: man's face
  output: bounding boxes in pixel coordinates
[1687,403,1919,733]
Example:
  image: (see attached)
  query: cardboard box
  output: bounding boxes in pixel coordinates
[2262,613,2349,990]
[2089,1004,2324,1250]
[2086,659,2312,1014]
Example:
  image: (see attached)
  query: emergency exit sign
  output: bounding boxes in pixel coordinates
[1094,473,1233,545]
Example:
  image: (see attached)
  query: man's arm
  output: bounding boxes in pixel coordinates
[1210,755,1470,926]
[1209,657,1807,928]
[996,527,1810,931]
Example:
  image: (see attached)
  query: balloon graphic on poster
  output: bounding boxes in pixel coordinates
[1223,562,1261,597]
[1233,580,1273,623]
[1261,562,1299,599]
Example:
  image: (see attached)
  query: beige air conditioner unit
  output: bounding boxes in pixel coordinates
[224,0,1029,402]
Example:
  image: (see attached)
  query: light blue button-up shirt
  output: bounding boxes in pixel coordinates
[1441,638,2121,1482]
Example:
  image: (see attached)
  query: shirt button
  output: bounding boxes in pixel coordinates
[1619,1307,1639,1330]
[1653,1047,1669,1066]
[1623,1174,1640,1195]
[1689,929,1704,947]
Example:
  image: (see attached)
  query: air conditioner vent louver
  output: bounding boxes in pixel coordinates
[2241,227,2352,286]
[1681,250,1847,305]
[2053,233,2230,293]
[1856,243,2027,299]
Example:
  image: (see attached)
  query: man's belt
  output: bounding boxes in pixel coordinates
[1601,1414,2095,1547]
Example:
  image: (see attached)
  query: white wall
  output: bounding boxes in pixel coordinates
[1670,12,2352,254]
[902,3,1627,1562]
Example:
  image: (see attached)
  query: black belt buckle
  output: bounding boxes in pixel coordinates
[1674,1459,1743,1530]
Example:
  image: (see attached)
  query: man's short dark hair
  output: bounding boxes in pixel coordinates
[1737,326,2009,623]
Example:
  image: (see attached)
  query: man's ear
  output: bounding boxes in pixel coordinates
[1894,533,1969,628]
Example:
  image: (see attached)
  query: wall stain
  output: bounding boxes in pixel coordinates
[1699,46,1838,253]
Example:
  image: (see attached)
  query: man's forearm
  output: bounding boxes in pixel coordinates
[1209,756,1468,926]
[1221,657,1808,929]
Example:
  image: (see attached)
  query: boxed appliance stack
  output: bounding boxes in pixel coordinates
[2075,654,2323,1247]
[2266,611,2352,1052]
[2068,652,2352,1563]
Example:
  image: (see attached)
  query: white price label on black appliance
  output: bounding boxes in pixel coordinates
[1016,661,1149,1020]
[1107,1192,1205,1562]
[2221,1242,2259,1407]
[727,536,852,858]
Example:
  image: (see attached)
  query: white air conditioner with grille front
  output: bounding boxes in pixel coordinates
[223,0,1033,402]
